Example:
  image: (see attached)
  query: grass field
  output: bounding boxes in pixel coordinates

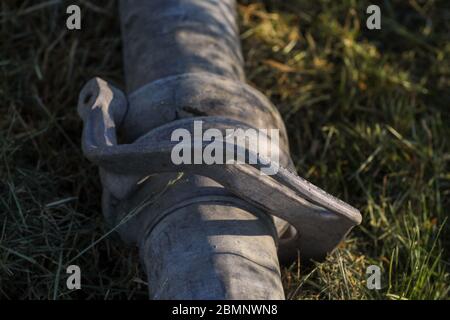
[1,0,449,299]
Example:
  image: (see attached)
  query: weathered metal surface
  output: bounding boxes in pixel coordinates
[78,0,361,299]
[78,80,360,260]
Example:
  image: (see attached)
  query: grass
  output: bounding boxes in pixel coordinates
[0,0,449,299]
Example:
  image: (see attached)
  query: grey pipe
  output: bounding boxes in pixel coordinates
[77,0,361,299]
[118,0,287,299]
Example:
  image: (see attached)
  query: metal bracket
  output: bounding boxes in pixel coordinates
[79,77,361,261]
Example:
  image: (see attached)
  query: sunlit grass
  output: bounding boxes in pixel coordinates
[0,0,449,299]
[240,0,449,299]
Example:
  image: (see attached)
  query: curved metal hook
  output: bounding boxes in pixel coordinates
[78,77,362,260]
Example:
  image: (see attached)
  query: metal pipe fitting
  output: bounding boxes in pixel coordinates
[77,0,361,299]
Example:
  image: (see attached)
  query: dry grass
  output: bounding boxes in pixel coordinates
[1,0,449,299]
